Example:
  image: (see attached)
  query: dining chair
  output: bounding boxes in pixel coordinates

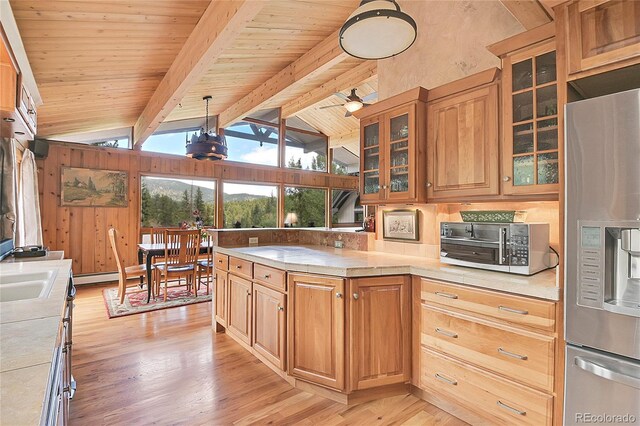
[108,227,153,304]
[150,227,167,245]
[154,229,200,301]
[196,233,213,295]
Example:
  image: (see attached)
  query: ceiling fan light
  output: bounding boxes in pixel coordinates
[340,0,417,60]
[345,100,364,112]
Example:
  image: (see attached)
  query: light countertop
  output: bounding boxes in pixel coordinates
[215,245,559,301]
[0,259,72,425]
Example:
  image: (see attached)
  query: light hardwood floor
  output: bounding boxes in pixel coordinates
[70,284,468,425]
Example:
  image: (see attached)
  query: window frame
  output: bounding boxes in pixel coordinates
[282,124,329,173]
[281,184,329,229]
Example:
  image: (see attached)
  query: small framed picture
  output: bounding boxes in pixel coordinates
[382,209,419,241]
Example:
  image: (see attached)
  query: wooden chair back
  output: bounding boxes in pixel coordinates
[108,228,125,276]
[163,229,200,268]
[150,227,169,245]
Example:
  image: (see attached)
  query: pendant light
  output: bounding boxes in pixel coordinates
[186,96,228,161]
[339,0,417,60]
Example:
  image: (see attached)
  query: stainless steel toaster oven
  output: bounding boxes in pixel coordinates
[440,222,551,275]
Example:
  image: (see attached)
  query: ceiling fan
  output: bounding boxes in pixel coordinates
[319,88,378,117]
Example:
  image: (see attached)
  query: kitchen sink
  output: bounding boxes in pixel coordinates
[0,271,56,302]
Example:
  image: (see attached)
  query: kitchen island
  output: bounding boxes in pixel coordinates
[211,242,560,424]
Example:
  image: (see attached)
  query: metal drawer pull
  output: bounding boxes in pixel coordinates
[277,306,284,312]
[236,265,242,269]
[435,291,458,299]
[435,328,458,338]
[497,400,526,416]
[574,357,640,389]
[498,347,528,360]
[336,292,343,299]
[435,373,457,386]
[263,274,271,279]
[498,305,529,315]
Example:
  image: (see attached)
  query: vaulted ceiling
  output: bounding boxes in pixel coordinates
[9,0,554,146]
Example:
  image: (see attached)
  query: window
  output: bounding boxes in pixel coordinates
[143,130,195,156]
[284,186,327,228]
[331,146,359,175]
[223,183,278,228]
[141,176,215,228]
[285,128,328,172]
[331,189,362,227]
[91,138,130,149]
[224,121,279,167]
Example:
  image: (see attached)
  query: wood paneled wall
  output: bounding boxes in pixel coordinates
[37,142,358,275]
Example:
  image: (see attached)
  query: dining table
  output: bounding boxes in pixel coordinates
[137,242,212,303]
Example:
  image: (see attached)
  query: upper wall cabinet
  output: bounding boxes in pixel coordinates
[426,70,500,201]
[501,40,559,196]
[561,0,640,79]
[355,87,428,205]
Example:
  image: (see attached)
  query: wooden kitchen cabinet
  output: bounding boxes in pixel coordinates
[348,275,411,391]
[214,269,228,328]
[227,273,253,345]
[288,273,345,390]
[426,79,500,200]
[561,0,640,78]
[355,87,428,204]
[501,39,560,196]
[0,32,34,142]
[253,283,286,371]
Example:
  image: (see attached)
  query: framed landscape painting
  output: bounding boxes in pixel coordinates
[382,209,419,241]
[61,167,128,207]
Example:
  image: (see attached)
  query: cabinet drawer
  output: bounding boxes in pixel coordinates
[214,253,229,271]
[420,279,556,332]
[420,347,553,426]
[229,256,253,279]
[253,263,286,292]
[421,304,554,392]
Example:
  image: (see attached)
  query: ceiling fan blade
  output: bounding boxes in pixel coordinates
[319,104,344,110]
[334,92,350,101]
[344,111,353,118]
[361,92,378,102]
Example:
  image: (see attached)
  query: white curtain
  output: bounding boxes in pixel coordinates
[0,138,18,242]
[16,148,42,246]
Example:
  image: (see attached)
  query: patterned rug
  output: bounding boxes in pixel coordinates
[103,285,212,318]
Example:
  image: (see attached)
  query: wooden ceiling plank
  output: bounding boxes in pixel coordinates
[281,61,376,118]
[499,0,552,30]
[218,29,350,128]
[132,0,266,148]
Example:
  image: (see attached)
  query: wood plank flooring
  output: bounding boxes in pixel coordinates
[70,284,467,425]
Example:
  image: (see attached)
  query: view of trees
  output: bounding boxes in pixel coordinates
[284,187,326,227]
[223,193,277,228]
[141,179,214,228]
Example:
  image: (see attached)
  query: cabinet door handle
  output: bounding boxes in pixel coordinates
[498,305,529,315]
[498,347,528,360]
[434,373,457,386]
[503,176,511,182]
[236,265,242,269]
[246,291,251,296]
[217,259,223,263]
[426,182,432,188]
[277,306,284,312]
[435,291,458,299]
[435,327,458,338]
[353,293,359,300]
[382,185,388,189]
[336,292,343,299]
[497,400,526,416]
[263,274,271,279]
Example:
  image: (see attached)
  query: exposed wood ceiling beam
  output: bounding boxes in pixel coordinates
[218,29,351,128]
[281,61,377,119]
[499,0,552,30]
[132,0,265,149]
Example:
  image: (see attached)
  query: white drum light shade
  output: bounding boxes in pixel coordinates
[345,100,363,112]
[340,0,417,60]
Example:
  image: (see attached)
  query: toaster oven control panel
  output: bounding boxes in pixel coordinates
[510,227,529,266]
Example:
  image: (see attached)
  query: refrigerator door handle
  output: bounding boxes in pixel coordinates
[574,356,640,389]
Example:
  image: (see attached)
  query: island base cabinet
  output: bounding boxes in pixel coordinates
[227,274,253,345]
[288,274,345,390]
[348,276,411,391]
[214,270,228,328]
[420,347,553,426]
[253,283,286,371]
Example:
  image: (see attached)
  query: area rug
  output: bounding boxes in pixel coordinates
[103,286,211,318]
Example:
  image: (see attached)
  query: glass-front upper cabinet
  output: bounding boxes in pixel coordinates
[356,87,427,204]
[502,40,559,196]
[361,117,382,202]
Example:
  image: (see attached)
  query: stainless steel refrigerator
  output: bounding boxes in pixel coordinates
[565,88,640,425]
